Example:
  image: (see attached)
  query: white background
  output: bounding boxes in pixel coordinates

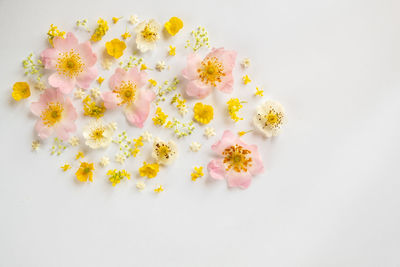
[0,0,399,266]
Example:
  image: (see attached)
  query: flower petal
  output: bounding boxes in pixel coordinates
[124,89,155,127]
[207,159,226,180]
[53,32,79,52]
[226,171,252,189]
[127,67,147,88]
[35,121,53,140]
[216,73,234,94]
[77,42,97,67]
[48,73,75,94]
[211,130,239,154]
[109,68,126,91]
[182,53,201,80]
[76,66,98,89]
[185,80,212,99]
[40,48,58,69]
[101,92,119,109]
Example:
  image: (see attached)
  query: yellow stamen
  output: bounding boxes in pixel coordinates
[113,81,136,105]
[41,102,64,127]
[141,24,158,41]
[197,57,225,87]
[56,49,84,78]
[90,127,105,141]
[222,144,252,173]
[264,109,283,129]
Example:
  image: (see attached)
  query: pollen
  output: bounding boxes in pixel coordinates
[41,102,64,127]
[56,49,84,78]
[90,127,105,141]
[262,109,283,129]
[197,57,225,87]
[141,24,158,41]
[154,142,174,160]
[113,81,136,105]
[222,144,253,173]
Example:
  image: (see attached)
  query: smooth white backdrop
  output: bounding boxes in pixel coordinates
[0,0,399,266]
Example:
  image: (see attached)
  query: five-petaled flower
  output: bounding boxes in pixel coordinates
[207,130,264,189]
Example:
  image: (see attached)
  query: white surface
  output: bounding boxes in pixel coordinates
[0,0,400,266]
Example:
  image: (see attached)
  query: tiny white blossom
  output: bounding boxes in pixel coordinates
[141,131,153,142]
[241,58,250,68]
[204,127,216,138]
[68,136,80,146]
[155,61,166,72]
[91,87,101,99]
[115,153,126,164]
[100,156,110,167]
[136,181,146,191]
[129,15,139,25]
[190,142,201,152]
[32,140,40,151]
[74,88,86,99]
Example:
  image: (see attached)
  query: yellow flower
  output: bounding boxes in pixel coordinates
[255,87,264,97]
[152,107,168,126]
[193,102,213,124]
[130,136,144,157]
[227,98,244,122]
[76,162,94,182]
[112,17,121,24]
[242,75,251,85]
[168,45,176,56]
[148,79,157,87]
[139,162,160,178]
[105,39,126,59]
[97,76,104,84]
[164,17,183,36]
[82,96,106,119]
[75,151,84,160]
[61,163,71,172]
[154,184,164,193]
[140,64,148,71]
[12,82,30,101]
[191,166,204,181]
[91,18,109,42]
[107,169,130,186]
[47,24,65,46]
[121,31,131,40]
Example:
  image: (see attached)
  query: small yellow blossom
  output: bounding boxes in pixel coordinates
[76,162,94,182]
[154,184,164,193]
[193,102,213,124]
[47,24,65,46]
[191,166,204,181]
[105,39,126,59]
[242,75,251,85]
[164,17,183,36]
[227,98,245,122]
[139,162,160,178]
[32,140,40,151]
[75,151,84,160]
[112,17,122,24]
[168,45,176,56]
[152,107,168,126]
[61,163,71,172]
[148,79,157,87]
[82,96,106,119]
[97,76,104,84]
[130,136,144,157]
[140,64,148,71]
[238,130,252,137]
[91,18,109,42]
[12,82,30,101]
[107,169,130,186]
[255,87,264,97]
[121,31,131,40]
[68,136,80,146]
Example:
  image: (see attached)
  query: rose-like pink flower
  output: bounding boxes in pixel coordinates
[41,32,98,94]
[102,67,155,127]
[207,130,264,189]
[30,88,78,140]
[182,47,237,99]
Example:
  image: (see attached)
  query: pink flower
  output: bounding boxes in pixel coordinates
[41,32,98,94]
[30,88,78,141]
[102,67,155,127]
[207,130,264,189]
[182,47,237,99]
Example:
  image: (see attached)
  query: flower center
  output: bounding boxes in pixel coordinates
[90,127,105,141]
[83,167,91,174]
[222,144,252,173]
[41,102,64,127]
[113,81,136,105]
[197,57,225,87]
[141,25,158,41]
[264,109,283,129]
[155,143,172,160]
[56,49,85,78]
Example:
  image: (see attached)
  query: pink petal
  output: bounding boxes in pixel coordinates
[76,66,98,89]
[53,32,79,52]
[207,159,226,180]
[182,53,202,80]
[226,171,252,189]
[246,144,264,175]
[127,67,147,88]
[77,42,97,67]
[185,80,212,99]
[30,101,46,116]
[64,97,78,121]
[124,89,155,127]
[48,73,75,94]
[207,48,237,73]
[216,73,234,94]
[54,124,71,141]
[211,130,240,154]
[35,121,53,140]
[101,92,119,109]
[40,48,58,69]
[109,68,126,91]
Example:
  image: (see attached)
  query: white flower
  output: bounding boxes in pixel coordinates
[34,81,45,91]
[129,15,139,25]
[155,61,166,72]
[32,140,40,151]
[152,139,178,165]
[136,181,146,191]
[100,156,110,167]
[190,142,201,152]
[115,153,126,164]
[253,100,286,137]
[101,58,113,70]
[204,127,216,138]
[141,131,153,142]
[241,58,250,68]
[91,87,101,99]
[68,136,80,146]
[74,88,86,99]
[83,120,115,149]
[135,19,161,52]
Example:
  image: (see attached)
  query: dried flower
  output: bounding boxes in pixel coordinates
[91,18,109,42]
[193,102,213,124]
[105,39,126,59]
[227,98,244,122]
[139,162,160,178]
[191,166,204,181]
[107,169,130,186]
[12,82,30,101]
[76,162,94,182]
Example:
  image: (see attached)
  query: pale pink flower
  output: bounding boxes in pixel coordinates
[207,130,264,189]
[182,47,237,99]
[41,32,98,94]
[30,88,78,141]
[102,67,155,127]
